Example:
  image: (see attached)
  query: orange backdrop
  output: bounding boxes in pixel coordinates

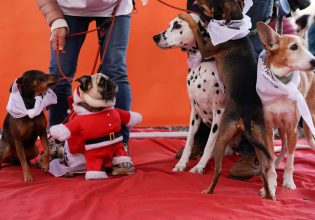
[0,1,190,126]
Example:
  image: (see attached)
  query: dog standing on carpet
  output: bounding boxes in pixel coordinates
[180,0,273,199]
[153,14,230,174]
[49,73,142,180]
[0,70,58,182]
[256,22,315,199]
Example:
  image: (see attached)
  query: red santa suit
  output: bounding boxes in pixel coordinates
[50,88,142,180]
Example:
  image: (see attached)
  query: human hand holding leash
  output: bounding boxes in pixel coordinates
[50,27,67,52]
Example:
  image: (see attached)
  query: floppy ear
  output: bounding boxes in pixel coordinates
[75,75,92,92]
[257,21,280,51]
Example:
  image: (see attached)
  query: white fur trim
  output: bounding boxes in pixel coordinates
[85,136,123,150]
[85,171,108,180]
[50,124,71,141]
[127,112,142,127]
[51,18,69,32]
[112,156,133,165]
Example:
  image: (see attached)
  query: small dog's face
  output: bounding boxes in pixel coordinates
[257,22,315,77]
[75,73,117,107]
[153,14,208,51]
[16,70,58,96]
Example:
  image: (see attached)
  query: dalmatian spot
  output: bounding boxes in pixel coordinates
[203,89,206,92]
[215,83,219,87]
[216,90,220,94]
[204,79,207,83]
[193,100,196,105]
[187,80,190,86]
[212,72,215,76]
[195,114,199,120]
[192,119,195,126]
[194,75,197,80]
[192,71,195,75]
[190,75,193,80]
[204,111,208,115]
[180,31,183,35]
[180,41,183,44]
[197,84,201,89]
[212,124,218,133]
[204,69,207,73]
[198,66,201,71]
[217,109,221,114]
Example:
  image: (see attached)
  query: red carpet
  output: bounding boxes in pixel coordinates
[0,137,314,220]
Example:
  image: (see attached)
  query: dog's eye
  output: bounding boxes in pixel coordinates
[290,44,298,50]
[172,21,182,31]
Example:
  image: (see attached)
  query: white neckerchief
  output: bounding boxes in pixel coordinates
[256,50,315,136]
[6,81,57,118]
[207,0,253,46]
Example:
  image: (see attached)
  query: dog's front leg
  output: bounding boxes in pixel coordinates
[282,128,298,190]
[39,129,50,173]
[173,107,201,172]
[190,107,225,174]
[15,139,33,182]
[274,128,287,169]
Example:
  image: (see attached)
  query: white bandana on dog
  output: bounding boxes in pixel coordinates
[256,50,315,136]
[6,80,57,118]
[207,0,253,46]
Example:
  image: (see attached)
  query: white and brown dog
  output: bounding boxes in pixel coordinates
[49,73,142,180]
[153,14,229,173]
[256,22,315,199]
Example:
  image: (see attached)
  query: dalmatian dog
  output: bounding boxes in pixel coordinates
[153,14,229,173]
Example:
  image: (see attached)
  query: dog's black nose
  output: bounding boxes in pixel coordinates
[310,59,315,68]
[153,34,161,43]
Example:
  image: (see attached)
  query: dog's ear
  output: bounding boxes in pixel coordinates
[257,21,280,51]
[75,75,92,92]
[98,77,117,100]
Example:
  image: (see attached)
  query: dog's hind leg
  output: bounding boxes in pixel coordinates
[173,107,201,172]
[0,139,12,168]
[190,107,225,174]
[202,120,240,194]
[251,124,274,200]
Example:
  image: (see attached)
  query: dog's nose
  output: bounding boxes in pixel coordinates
[310,59,315,68]
[153,34,161,43]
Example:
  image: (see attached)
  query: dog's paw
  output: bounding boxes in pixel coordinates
[24,173,33,182]
[259,187,276,200]
[172,163,186,172]
[189,165,205,174]
[282,179,296,190]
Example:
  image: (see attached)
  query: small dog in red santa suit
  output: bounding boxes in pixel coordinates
[49,73,142,180]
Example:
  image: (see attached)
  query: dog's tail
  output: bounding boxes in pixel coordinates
[243,113,272,160]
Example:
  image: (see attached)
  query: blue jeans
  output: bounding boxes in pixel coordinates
[49,15,131,144]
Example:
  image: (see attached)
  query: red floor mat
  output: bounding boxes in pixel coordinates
[0,137,314,219]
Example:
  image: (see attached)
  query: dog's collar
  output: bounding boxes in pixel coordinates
[275,73,293,85]
[77,102,105,112]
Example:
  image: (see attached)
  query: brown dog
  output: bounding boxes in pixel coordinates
[256,22,315,199]
[0,70,58,182]
[180,0,272,199]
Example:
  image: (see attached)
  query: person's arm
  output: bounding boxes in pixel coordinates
[35,0,68,51]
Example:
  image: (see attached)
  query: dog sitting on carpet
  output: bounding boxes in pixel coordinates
[153,14,235,174]
[256,22,315,199]
[49,73,142,180]
[0,70,58,182]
